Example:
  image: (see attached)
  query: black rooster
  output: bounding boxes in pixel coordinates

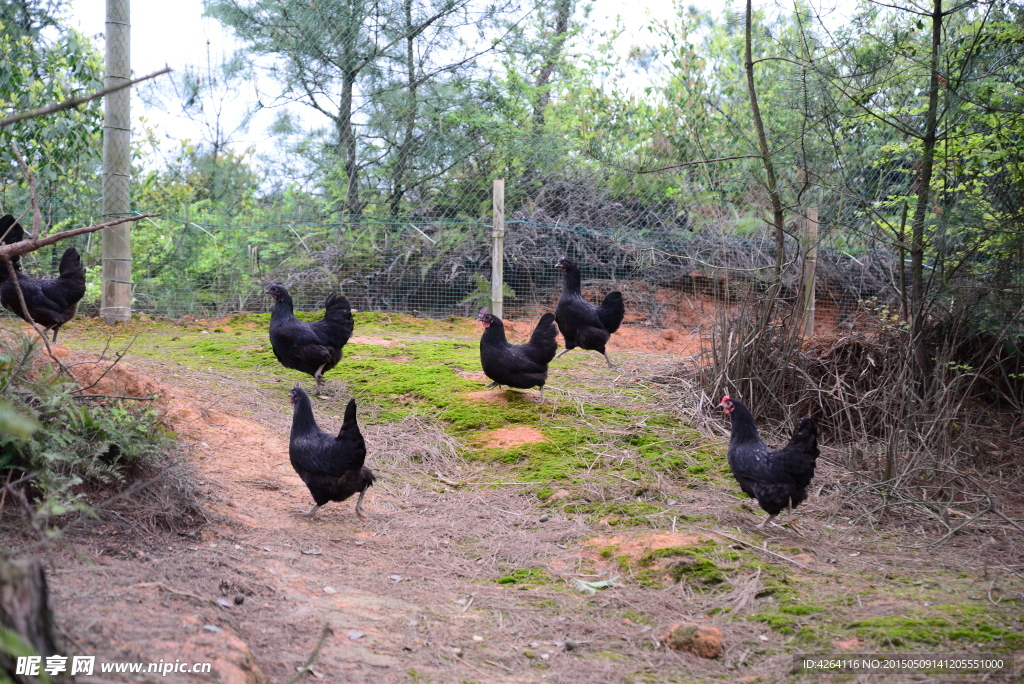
[0,215,86,342]
[267,284,354,390]
[288,385,376,518]
[478,308,558,402]
[719,396,819,531]
[554,256,624,367]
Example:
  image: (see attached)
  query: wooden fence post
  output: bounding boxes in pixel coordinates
[802,207,818,337]
[491,179,505,319]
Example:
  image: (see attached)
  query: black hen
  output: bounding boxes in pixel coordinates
[288,385,376,518]
[719,396,819,531]
[554,256,624,367]
[478,308,558,402]
[267,284,354,390]
[0,215,86,342]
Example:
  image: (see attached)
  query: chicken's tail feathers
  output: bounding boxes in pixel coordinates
[527,312,559,363]
[58,247,85,278]
[340,397,358,432]
[362,467,377,488]
[0,215,24,244]
[597,291,625,333]
[786,416,820,459]
[323,293,355,337]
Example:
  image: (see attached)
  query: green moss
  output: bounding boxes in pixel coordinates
[847,616,1024,648]
[847,617,951,646]
[780,603,824,616]
[495,567,551,586]
[633,545,728,585]
[622,610,655,626]
[599,546,618,559]
[563,500,662,526]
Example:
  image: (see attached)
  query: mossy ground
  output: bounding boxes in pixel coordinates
[54,312,1024,672]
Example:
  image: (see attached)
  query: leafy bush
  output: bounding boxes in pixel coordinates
[0,332,171,518]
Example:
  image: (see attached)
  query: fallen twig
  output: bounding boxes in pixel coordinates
[695,526,816,571]
[72,393,158,401]
[286,624,333,684]
[133,582,223,608]
[433,471,463,487]
[71,335,140,394]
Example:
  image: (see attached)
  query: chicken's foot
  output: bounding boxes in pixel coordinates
[601,351,615,368]
[755,514,779,528]
[296,503,320,517]
[484,381,498,389]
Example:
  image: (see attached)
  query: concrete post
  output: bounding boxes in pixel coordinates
[100,0,131,323]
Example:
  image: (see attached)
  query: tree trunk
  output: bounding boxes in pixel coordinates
[532,0,573,126]
[744,0,786,285]
[0,559,68,684]
[390,0,418,216]
[910,0,944,371]
[340,71,360,220]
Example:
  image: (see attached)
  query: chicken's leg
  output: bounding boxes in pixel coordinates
[296,503,320,517]
[355,488,369,519]
[785,501,804,534]
[601,351,615,368]
[314,364,326,391]
[536,387,546,404]
[755,513,778,528]
[556,349,571,358]
[484,381,498,389]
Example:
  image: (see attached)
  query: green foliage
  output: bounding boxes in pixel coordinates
[0,2,104,212]
[0,333,171,522]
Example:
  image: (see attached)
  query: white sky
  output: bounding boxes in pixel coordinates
[65,0,853,167]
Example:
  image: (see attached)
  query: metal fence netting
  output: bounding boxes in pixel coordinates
[0,0,1020,332]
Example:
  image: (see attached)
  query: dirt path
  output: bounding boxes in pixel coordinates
[50,350,736,683]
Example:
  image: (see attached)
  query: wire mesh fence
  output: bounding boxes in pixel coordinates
[0,0,1020,334]
[0,204,898,330]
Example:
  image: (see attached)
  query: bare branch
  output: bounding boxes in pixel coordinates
[0,67,172,128]
[0,214,159,261]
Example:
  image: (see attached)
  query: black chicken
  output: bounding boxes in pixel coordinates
[719,396,819,531]
[288,384,376,518]
[267,284,354,390]
[0,215,86,343]
[554,256,624,367]
[477,308,558,402]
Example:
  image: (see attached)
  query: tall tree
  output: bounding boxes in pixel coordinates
[0,1,103,212]
[207,0,492,219]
